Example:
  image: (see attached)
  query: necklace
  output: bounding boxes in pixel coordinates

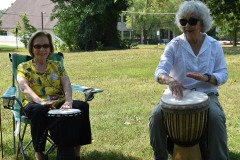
[33,61,47,73]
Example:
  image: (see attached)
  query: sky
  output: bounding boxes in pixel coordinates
[0,0,16,10]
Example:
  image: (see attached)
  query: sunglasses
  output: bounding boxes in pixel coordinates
[179,18,199,26]
[33,44,50,49]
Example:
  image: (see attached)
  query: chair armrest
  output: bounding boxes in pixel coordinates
[1,86,16,99]
[71,84,88,93]
[1,86,16,110]
[71,84,103,102]
[71,84,103,93]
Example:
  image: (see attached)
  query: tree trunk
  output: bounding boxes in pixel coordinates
[143,29,148,44]
[233,25,238,46]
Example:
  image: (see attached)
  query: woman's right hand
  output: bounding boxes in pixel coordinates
[40,100,59,109]
[168,79,185,99]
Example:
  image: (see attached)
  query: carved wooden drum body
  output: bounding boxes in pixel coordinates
[161,89,209,147]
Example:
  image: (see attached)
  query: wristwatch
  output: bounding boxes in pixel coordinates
[204,73,211,82]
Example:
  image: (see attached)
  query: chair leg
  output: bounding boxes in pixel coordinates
[17,134,26,160]
[13,115,16,154]
[16,121,28,160]
[46,143,57,155]
[14,119,56,159]
[45,134,57,155]
[0,107,4,158]
[23,139,32,151]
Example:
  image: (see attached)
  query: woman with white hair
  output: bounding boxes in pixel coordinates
[149,1,229,159]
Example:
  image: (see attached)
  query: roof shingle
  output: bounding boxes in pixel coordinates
[1,0,57,30]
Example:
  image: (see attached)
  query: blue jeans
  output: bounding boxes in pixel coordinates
[149,93,229,160]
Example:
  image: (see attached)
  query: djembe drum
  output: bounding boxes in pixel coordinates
[161,89,209,160]
[48,109,81,160]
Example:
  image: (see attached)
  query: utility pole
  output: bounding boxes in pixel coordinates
[41,12,45,30]
[16,28,18,49]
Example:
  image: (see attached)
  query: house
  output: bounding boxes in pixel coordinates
[1,0,57,37]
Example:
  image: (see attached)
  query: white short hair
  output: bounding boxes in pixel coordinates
[175,0,213,33]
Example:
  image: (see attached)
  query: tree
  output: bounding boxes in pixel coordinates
[0,9,7,35]
[77,0,129,50]
[51,0,129,51]
[0,9,6,17]
[0,20,2,34]
[14,14,37,48]
[206,0,240,46]
[51,1,83,51]
[125,0,182,44]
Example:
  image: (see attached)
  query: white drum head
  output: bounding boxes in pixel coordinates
[161,89,208,105]
[48,108,81,115]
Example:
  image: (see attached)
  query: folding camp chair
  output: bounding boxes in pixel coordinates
[0,52,103,160]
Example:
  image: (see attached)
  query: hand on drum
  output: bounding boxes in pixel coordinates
[186,72,207,81]
[41,100,59,109]
[168,80,185,99]
[60,101,73,109]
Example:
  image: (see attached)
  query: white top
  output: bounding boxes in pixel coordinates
[161,89,208,105]
[155,33,228,94]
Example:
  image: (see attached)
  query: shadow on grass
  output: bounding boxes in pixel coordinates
[229,151,240,160]
[223,46,240,55]
[33,150,240,160]
[81,150,141,160]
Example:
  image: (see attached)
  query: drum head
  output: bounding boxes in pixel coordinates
[161,89,208,105]
[48,109,81,116]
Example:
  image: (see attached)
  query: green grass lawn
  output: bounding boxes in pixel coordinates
[0,45,25,51]
[0,45,239,160]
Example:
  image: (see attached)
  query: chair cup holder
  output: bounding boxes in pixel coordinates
[3,98,14,110]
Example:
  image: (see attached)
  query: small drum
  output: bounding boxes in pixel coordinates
[48,109,82,147]
[48,108,81,117]
[161,89,209,147]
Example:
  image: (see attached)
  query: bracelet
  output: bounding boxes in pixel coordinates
[204,73,211,82]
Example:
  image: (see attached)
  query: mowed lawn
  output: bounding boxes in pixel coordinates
[0,45,239,160]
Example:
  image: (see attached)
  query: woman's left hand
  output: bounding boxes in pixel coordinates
[61,101,73,109]
[186,72,207,81]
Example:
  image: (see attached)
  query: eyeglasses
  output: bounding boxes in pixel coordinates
[33,44,50,49]
[179,18,199,26]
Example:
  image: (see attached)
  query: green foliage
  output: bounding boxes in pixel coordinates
[125,0,182,43]
[51,0,83,51]
[96,41,104,51]
[77,14,99,50]
[12,14,37,48]
[0,11,6,35]
[51,0,129,51]
[0,9,6,17]
[77,0,129,50]
[206,0,240,46]
[120,39,132,49]
[54,38,69,52]
[0,20,3,35]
